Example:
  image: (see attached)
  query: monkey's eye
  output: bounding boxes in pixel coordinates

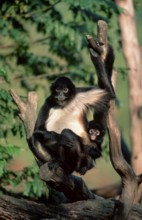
[56,88,61,92]
[89,129,94,134]
[95,130,100,136]
[63,88,69,93]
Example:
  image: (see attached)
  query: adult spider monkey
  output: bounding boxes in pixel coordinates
[29,40,115,175]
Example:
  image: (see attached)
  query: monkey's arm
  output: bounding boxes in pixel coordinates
[88,40,115,97]
[29,97,63,162]
[28,130,60,163]
[75,43,115,111]
[34,97,51,130]
[76,88,109,112]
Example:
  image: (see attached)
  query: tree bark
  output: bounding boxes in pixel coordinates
[115,0,142,175]
[10,90,38,139]
[1,194,142,220]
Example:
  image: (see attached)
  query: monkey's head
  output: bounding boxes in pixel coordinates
[89,128,100,141]
[50,77,76,107]
[88,121,105,143]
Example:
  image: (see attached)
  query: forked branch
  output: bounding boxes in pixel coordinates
[10,89,38,139]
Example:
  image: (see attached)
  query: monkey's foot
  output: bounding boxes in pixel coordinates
[39,162,74,189]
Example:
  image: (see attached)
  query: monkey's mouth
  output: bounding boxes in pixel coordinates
[55,96,66,101]
[57,97,66,101]
[91,135,96,141]
[56,99,67,106]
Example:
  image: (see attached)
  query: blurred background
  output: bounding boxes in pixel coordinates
[0,0,142,199]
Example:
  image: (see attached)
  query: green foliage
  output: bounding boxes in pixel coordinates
[22,166,45,198]
[0,143,20,177]
[0,69,10,83]
[0,151,44,198]
[0,0,120,85]
[0,0,121,199]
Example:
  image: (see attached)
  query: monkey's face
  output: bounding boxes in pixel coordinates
[54,87,70,106]
[89,129,100,141]
[50,77,76,107]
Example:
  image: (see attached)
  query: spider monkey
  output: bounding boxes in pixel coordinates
[87,119,105,159]
[29,40,115,175]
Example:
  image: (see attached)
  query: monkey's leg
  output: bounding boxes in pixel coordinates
[76,155,94,175]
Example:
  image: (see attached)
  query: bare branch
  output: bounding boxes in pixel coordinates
[10,89,38,139]
[97,20,108,60]
[107,100,138,219]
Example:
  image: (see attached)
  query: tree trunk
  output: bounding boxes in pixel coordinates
[115,0,142,175]
[1,194,142,220]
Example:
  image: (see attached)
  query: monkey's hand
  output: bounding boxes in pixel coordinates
[88,147,102,160]
[60,129,78,148]
[60,137,75,148]
[88,39,103,58]
[78,162,94,175]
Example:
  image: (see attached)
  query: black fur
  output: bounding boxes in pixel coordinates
[33,122,104,175]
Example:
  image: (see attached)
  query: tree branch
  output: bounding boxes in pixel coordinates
[107,100,138,220]
[1,194,142,220]
[10,89,37,139]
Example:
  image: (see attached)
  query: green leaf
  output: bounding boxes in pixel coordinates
[0,90,12,102]
[5,144,21,157]
[24,181,32,196]
[0,160,6,177]
[0,68,10,83]
[33,176,44,197]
